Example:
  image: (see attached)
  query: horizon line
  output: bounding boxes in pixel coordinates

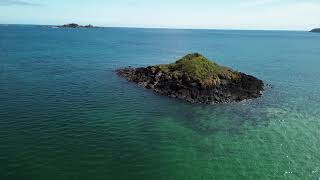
[0,23,310,32]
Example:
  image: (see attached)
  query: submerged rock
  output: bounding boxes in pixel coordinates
[116,53,265,104]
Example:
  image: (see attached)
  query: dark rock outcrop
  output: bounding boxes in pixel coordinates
[310,28,320,33]
[116,53,264,104]
[62,23,80,28]
[52,23,96,28]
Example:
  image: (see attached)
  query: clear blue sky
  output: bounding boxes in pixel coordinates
[0,0,319,30]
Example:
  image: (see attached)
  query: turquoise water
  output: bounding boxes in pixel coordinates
[0,25,320,180]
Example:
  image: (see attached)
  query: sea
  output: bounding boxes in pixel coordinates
[0,25,319,180]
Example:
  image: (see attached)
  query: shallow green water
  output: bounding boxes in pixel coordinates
[0,25,319,179]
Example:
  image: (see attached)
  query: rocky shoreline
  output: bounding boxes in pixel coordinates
[116,53,264,104]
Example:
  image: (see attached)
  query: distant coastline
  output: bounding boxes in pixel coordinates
[49,23,97,29]
[310,28,320,33]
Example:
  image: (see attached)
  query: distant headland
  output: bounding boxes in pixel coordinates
[116,53,265,104]
[50,23,97,29]
[310,28,320,33]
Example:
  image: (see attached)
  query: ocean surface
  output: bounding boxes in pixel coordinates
[0,25,319,180]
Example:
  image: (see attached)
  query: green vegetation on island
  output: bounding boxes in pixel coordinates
[156,53,240,86]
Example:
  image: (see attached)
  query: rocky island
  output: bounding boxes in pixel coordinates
[310,28,320,33]
[116,53,264,104]
[51,23,96,28]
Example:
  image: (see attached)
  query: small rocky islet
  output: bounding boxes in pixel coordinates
[50,23,96,29]
[116,53,264,104]
[310,28,320,33]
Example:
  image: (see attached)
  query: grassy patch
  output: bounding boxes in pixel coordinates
[156,53,240,86]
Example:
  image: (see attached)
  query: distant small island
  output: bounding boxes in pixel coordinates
[116,53,265,104]
[310,28,320,33]
[50,23,97,28]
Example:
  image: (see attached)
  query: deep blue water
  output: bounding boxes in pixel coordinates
[0,25,320,179]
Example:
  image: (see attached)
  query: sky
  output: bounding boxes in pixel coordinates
[0,0,319,30]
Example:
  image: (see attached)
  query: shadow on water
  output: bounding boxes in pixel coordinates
[165,89,282,136]
[117,78,281,137]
